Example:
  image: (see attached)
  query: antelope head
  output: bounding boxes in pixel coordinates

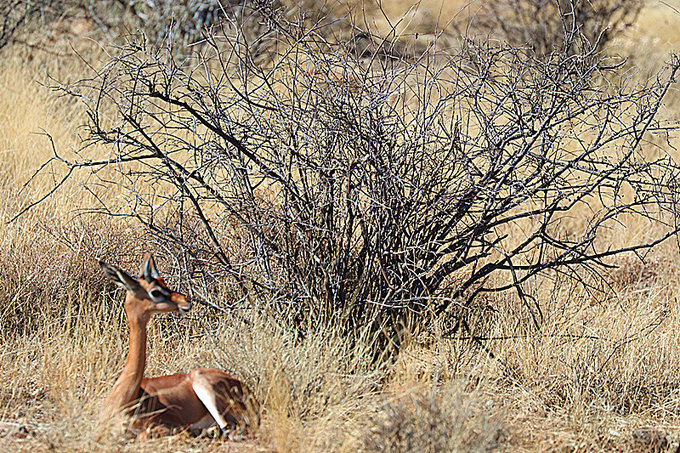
[99,252,192,322]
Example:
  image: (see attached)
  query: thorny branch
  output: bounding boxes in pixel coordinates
[19,5,680,348]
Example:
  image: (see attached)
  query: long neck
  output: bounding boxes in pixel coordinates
[101,302,149,420]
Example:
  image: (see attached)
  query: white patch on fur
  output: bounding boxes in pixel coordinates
[192,382,228,430]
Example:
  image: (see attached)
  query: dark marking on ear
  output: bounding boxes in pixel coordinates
[99,260,120,282]
[140,252,161,283]
[99,260,140,293]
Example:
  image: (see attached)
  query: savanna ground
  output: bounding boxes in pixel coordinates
[4,1,680,452]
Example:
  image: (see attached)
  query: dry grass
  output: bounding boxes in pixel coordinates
[4,2,680,452]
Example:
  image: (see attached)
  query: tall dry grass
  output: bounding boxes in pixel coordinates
[4,2,680,452]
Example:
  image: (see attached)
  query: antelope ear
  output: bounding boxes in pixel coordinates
[140,252,160,283]
[99,260,140,292]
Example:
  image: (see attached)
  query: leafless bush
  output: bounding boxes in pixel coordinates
[0,0,48,49]
[0,0,283,58]
[478,0,643,58]
[0,0,123,50]
[119,0,261,55]
[23,7,680,351]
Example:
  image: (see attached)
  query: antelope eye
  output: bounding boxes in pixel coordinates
[150,289,165,299]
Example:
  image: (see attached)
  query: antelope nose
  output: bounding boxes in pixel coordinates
[179,299,192,314]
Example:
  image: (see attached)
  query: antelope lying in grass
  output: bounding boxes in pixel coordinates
[98,253,259,439]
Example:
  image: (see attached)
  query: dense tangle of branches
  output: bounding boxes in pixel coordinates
[23,3,680,351]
